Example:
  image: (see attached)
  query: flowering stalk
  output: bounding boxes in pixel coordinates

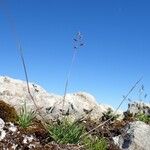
[62,32,84,112]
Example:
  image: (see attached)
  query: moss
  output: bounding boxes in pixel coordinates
[0,100,18,122]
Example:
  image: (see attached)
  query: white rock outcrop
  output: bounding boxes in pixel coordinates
[113,121,150,150]
[127,102,150,116]
[0,76,110,121]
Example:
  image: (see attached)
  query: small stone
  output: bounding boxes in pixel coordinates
[0,118,5,130]
[0,130,6,141]
[23,135,34,144]
[8,122,17,132]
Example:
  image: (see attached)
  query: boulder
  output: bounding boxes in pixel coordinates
[127,102,150,116]
[113,121,150,150]
[0,76,110,121]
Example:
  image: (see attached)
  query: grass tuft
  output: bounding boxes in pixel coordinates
[83,136,108,150]
[48,119,85,144]
[135,113,150,123]
[18,101,36,128]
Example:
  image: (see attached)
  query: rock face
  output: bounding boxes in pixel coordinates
[113,121,150,150]
[0,76,110,121]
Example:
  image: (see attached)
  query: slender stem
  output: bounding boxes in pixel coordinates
[1,0,42,114]
[18,45,39,109]
[62,49,77,111]
[62,32,83,112]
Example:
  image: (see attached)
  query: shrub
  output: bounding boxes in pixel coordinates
[18,101,36,128]
[83,136,108,150]
[48,119,85,144]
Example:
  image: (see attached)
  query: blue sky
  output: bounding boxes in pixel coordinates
[0,0,150,109]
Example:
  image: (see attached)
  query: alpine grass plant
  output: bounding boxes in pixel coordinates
[82,136,108,150]
[48,118,85,144]
[135,113,150,123]
[47,118,108,149]
[18,101,36,128]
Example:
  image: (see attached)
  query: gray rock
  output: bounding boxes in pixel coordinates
[113,121,150,150]
[0,118,6,141]
[0,118,5,130]
[127,102,150,116]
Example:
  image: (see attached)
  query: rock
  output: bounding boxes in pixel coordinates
[0,118,5,130]
[0,118,6,141]
[7,122,17,132]
[23,135,34,144]
[113,121,150,150]
[0,130,6,141]
[0,76,110,121]
[125,102,150,117]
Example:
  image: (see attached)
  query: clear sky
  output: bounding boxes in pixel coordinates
[0,0,150,109]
